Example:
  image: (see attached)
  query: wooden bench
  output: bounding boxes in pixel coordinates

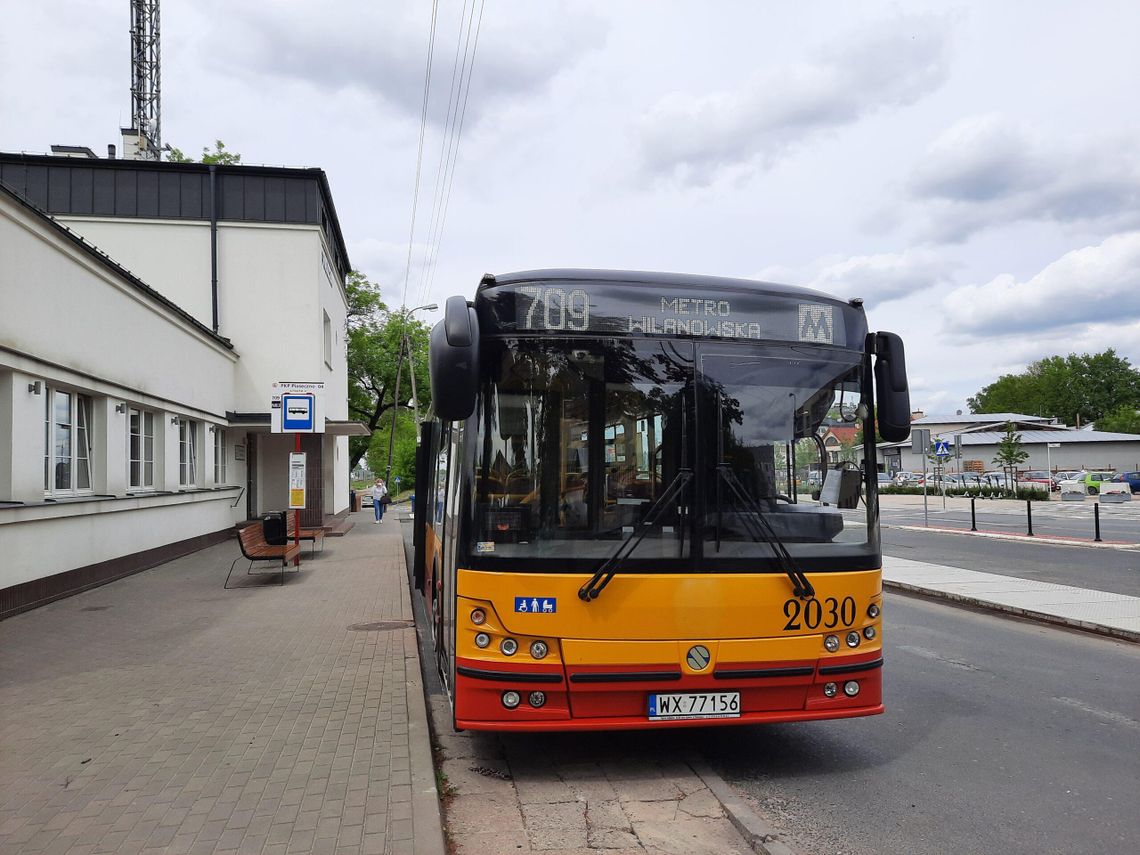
[286,513,326,556]
[224,521,302,588]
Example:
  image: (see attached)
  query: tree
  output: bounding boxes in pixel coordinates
[163,140,242,164]
[345,271,432,472]
[992,422,1029,490]
[968,349,1140,425]
[1097,405,1140,434]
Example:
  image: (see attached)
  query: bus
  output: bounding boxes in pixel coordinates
[413,269,910,731]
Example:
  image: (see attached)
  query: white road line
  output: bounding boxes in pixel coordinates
[1053,696,1140,731]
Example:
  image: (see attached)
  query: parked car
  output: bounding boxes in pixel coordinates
[1081,471,1114,494]
[876,472,892,488]
[893,471,920,486]
[1110,471,1140,494]
[1021,470,1055,491]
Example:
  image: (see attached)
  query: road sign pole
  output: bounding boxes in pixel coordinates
[294,433,301,566]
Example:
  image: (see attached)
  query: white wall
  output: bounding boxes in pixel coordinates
[0,492,239,590]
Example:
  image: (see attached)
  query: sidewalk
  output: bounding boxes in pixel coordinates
[883,555,1140,642]
[0,512,445,855]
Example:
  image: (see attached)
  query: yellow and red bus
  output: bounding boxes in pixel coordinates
[412,269,910,731]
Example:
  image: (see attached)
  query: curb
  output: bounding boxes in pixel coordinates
[688,756,800,855]
[886,523,1140,550]
[884,580,1140,644]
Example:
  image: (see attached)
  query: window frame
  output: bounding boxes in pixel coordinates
[178,418,199,488]
[213,427,227,484]
[43,386,94,496]
[127,407,156,491]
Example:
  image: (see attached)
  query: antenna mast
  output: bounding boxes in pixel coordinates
[129,0,161,160]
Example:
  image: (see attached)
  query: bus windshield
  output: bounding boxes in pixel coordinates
[469,336,876,572]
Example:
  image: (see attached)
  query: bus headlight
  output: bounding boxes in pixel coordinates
[844,681,860,697]
[823,682,838,698]
[502,691,521,709]
[474,632,490,648]
[863,626,877,640]
[530,640,549,660]
[845,631,861,648]
[500,638,518,656]
[528,691,546,708]
[867,603,880,619]
[824,635,840,652]
[471,608,487,625]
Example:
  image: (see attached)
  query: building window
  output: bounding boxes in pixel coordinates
[178,418,198,487]
[323,310,333,368]
[128,408,155,490]
[44,388,93,494]
[214,428,227,484]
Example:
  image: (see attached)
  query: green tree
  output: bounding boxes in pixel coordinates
[968,349,1140,425]
[1097,405,1140,434]
[992,422,1029,490]
[163,140,242,164]
[346,271,432,472]
[364,410,418,491]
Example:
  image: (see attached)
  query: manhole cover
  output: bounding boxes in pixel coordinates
[80,606,110,611]
[347,620,414,632]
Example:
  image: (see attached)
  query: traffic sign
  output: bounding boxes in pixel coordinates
[933,439,951,458]
[271,381,326,433]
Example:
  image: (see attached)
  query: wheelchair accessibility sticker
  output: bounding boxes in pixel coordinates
[515,597,556,614]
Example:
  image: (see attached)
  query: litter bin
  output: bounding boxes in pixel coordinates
[349,489,357,512]
[262,511,288,545]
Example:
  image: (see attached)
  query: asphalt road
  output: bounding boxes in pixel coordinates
[881,526,1140,598]
[703,593,1140,855]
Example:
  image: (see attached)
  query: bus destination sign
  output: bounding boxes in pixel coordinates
[508,284,845,346]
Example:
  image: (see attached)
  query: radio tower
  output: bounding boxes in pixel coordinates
[128,0,161,160]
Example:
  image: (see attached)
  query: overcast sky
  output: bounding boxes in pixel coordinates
[4,0,1140,415]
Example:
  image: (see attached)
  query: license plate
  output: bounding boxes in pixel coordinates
[648,691,740,721]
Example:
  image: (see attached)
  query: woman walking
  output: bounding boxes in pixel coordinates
[373,478,389,524]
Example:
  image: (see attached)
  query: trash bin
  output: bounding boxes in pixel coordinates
[349,489,356,512]
[262,511,288,545]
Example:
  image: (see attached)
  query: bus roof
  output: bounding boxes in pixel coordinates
[478,269,856,306]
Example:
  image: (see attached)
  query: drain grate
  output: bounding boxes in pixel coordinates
[347,620,414,632]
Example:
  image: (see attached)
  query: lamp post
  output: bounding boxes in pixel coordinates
[384,303,437,488]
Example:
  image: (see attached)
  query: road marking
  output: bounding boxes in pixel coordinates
[896,644,985,672]
[1053,696,1140,731]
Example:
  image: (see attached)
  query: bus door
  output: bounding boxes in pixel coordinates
[439,422,464,695]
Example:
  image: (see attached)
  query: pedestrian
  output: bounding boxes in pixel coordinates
[373,478,388,524]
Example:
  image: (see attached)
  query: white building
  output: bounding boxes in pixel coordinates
[0,150,364,618]
[878,412,1140,475]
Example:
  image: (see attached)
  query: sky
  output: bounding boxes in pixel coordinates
[4,0,1140,416]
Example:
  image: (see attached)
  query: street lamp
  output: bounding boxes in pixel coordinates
[384,303,438,489]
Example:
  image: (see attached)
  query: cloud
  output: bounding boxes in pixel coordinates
[753,248,956,304]
[906,115,1140,241]
[638,15,951,185]
[197,1,605,125]
[806,248,956,304]
[941,231,1140,337]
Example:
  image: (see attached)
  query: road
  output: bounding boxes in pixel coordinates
[703,593,1140,855]
[881,526,1140,597]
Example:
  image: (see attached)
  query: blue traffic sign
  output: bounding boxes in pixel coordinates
[933,439,951,457]
[282,394,315,431]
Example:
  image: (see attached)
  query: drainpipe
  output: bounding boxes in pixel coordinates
[209,164,219,333]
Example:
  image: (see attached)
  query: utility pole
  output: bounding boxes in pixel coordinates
[383,303,437,487]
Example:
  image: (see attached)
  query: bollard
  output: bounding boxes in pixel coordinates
[1094,503,1102,542]
[970,497,977,531]
[1026,499,1033,536]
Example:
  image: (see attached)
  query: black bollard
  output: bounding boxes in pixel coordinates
[1094,503,1102,542]
[970,497,977,531]
[1026,499,1033,536]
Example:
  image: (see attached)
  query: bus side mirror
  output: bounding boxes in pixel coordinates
[873,332,910,442]
[429,295,480,422]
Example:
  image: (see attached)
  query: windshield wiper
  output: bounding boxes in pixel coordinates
[712,465,815,599]
[580,386,692,603]
[578,468,692,601]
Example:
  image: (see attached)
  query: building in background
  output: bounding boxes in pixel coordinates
[0,149,365,618]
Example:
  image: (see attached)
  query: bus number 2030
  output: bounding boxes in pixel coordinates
[782,596,856,631]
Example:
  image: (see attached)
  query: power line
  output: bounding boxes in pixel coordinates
[399,0,440,310]
[416,0,474,305]
[423,0,485,302]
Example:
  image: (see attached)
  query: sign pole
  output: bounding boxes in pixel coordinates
[293,433,301,566]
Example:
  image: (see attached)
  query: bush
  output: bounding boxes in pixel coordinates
[878,485,1048,502]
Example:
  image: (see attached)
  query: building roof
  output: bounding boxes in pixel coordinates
[912,412,1053,425]
[0,151,351,283]
[0,182,234,350]
[823,425,859,443]
[957,430,1140,445]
